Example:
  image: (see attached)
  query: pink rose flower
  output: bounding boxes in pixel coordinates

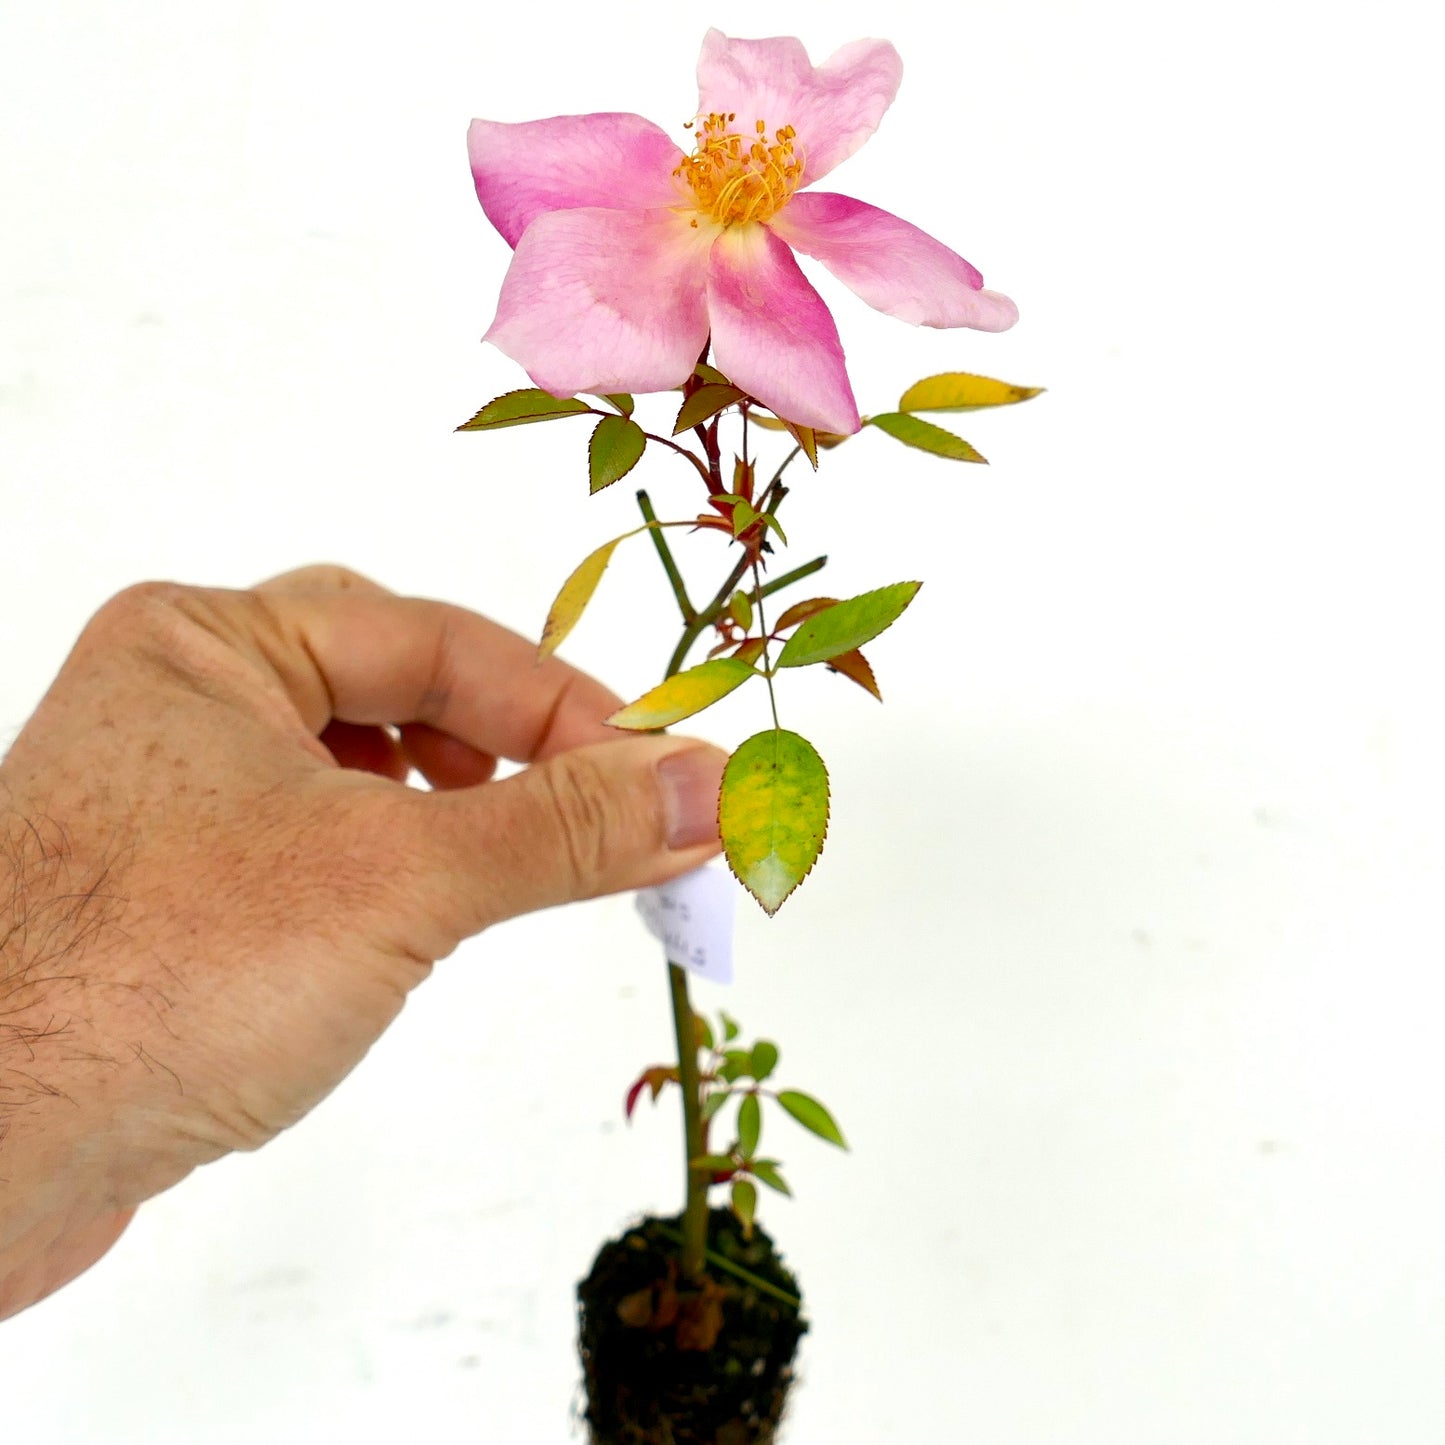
[469,29,1016,436]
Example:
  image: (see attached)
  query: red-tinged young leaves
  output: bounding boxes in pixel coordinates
[731,1178,758,1237]
[867,412,987,464]
[777,1089,848,1149]
[750,1040,779,1082]
[625,1065,678,1120]
[606,657,757,731]
[732,455,755,502]
[775,583,921,670]
[719,729,829,915]
[733,637,767,666]
[749,1160,791,1196]
[539,534,626,659]
[737,1092,761,1157]
[826,647,882,701]
[456,388,591,430]
[774,596,840,632]
[674,383,747,434]
[589,414,647,493]
[898,372,1044,413]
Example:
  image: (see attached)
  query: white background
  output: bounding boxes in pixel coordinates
[3,1,1443,1440]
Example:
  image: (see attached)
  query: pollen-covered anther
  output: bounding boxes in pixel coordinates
[673,112,805,227]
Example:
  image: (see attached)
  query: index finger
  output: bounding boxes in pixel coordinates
[221,568,625,763]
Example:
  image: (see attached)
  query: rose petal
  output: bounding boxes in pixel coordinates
[695,30,902,187]
[485,208,712,396]
[469,114,684,248]
[706,225,861,435]
[770,192,1019,331]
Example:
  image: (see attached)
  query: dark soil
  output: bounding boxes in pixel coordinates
[577,1209,807,1445]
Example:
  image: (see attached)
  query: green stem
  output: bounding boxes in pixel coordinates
[648,433,811,1286]
[636,491,695,622]
[668,962,708,1280]
[754,554,827,606]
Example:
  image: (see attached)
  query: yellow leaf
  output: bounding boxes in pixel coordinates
[539,536,624,660]
[897,372,1044,413]
[606,658,757,731]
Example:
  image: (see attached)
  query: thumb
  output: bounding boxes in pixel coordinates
[409,736,728,936]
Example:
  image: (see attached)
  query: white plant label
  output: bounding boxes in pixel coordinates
[636,864,736,985]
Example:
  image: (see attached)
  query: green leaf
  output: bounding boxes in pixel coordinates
[729,589,754,633]
[720,1048,752,1083]
[693,1012,714,1052]
[731,1178,758,1237]
[719,729,829,915]
[538,535,624,659]
[605,656,757,731]
[867,412,987,464]
[675,383,747,435]
[691,1153,738,1173]
[730,499,759,537]
[737,1092,761,1157]
[898,372,1044,413]
[749,1159,792,1196]
[775,582,921,670]
[693,362,732,387]
[589,414,647,493]
[596,392,635,416]
[750,1040,779,1083]
[776,1089,848,1149]
[759,512,788,545]
[720,1011,741,1043]
[456,387,591,431]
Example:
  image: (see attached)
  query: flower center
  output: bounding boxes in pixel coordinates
[674,113,803,227]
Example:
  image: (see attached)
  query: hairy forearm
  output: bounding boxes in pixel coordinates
[1,788,135,1319]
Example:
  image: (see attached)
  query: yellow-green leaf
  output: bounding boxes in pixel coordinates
[674,383,746,435]
[539,535,624,659]
[693,362,732,387]
[729,589,754,633]
[868,412,987,463]
[720,729,829,915]
[606,657,757,731]
[589,414,647,493]
[898,372,1044,413]
[776,1089,848,1148]
[776,582,920,670]
[596,392,635,416]
[731,1178,758,1237]
[456,387,591,431]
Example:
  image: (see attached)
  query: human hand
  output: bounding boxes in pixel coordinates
[0,565,725,1319]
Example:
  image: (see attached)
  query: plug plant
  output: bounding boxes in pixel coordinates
[459,30,1039,1414]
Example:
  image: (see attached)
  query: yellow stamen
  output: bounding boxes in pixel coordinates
[673,111,804,227]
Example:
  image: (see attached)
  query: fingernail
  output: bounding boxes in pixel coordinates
[658,747,725,850]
